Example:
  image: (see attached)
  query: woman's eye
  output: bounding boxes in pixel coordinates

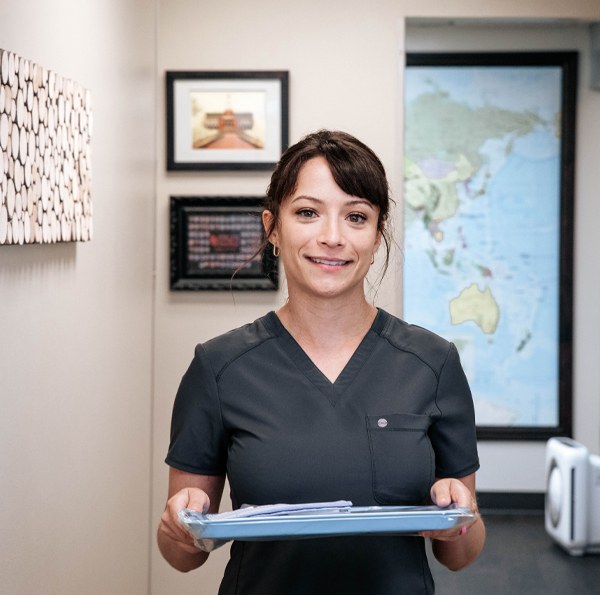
[297,208,317,218]
[347,212,367,224]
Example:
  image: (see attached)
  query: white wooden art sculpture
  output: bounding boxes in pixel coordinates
[0,49,92,245]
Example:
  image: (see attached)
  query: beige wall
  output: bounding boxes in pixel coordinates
[0,1,155,594]
[1,0,599,594]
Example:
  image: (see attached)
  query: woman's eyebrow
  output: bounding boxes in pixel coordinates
[290,195,375,209]
[289,194,323,205]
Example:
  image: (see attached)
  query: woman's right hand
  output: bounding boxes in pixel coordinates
[158,487,211,556]
[157,469,226,572]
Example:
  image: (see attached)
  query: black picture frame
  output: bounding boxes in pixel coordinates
[170,196,278,291]
[166,70,289,171]
[403,52,577,441]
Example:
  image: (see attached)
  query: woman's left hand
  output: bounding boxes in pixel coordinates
[419,477,480,542]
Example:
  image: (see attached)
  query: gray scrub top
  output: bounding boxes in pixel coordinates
[166,309,479,594]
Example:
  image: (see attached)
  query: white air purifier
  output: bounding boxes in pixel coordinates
[545,437,600,555]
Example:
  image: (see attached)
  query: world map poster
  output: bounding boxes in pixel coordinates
[402,53,576,438]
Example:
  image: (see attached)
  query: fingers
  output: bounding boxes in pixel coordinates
[159,488,211,551]
[420,518,477,542]
[420,525,469,542]
[423,477,480,542]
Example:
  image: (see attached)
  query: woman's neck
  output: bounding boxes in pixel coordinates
[276,293,378,351]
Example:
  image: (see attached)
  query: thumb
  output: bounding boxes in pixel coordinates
[430,482,452,508]
[184,488,211,514]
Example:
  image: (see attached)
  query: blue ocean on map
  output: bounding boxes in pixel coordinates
[404,137,561,427]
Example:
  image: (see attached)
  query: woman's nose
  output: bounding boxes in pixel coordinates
[318,217,343,246]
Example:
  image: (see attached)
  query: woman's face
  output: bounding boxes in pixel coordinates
[263,156,381,301]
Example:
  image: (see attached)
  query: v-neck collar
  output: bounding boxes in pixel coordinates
[264,309,387,406]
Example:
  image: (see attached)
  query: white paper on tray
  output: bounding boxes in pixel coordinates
[207,500,353,520]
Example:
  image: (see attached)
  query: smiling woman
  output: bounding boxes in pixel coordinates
[262,130,392,278]
[158,130,485,594]
[262,157,382,305]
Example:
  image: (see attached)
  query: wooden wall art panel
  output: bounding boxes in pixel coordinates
[0,49,92,245]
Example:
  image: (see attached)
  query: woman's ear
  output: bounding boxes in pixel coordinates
[262,210,277,244]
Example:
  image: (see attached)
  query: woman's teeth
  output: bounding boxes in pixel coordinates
[311,258,347,266]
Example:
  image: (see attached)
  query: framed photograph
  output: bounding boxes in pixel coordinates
[166,71,289,171]
[403,52,577,440]
[170,196,278,291]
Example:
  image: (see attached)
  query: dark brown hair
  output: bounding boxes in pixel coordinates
[263,129,393,274]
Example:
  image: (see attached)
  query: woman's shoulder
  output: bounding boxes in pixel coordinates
[377,309,453,369]
[196,312,277,373]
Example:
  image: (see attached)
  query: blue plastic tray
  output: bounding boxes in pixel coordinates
[179,504,474,541]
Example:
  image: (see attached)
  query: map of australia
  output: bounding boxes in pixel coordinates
[403,65,562,427]
[450,284,500,335]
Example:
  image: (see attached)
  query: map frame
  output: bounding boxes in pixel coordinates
[403,51,577,440]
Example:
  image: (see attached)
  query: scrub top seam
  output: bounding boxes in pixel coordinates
[213,334,279,383]
[197,343,229,461]
[379,330,444,383]
[432,342,454,418]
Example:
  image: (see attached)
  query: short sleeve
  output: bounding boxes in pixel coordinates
[429,343,479,478]
[165,344,228,475]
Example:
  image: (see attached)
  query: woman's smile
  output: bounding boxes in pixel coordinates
[308,256,351,267]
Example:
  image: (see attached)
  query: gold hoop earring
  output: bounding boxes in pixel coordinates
[273,245,280,258]
[371,253,375,265]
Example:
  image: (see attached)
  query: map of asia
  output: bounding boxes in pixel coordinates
[403,62,563,428]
